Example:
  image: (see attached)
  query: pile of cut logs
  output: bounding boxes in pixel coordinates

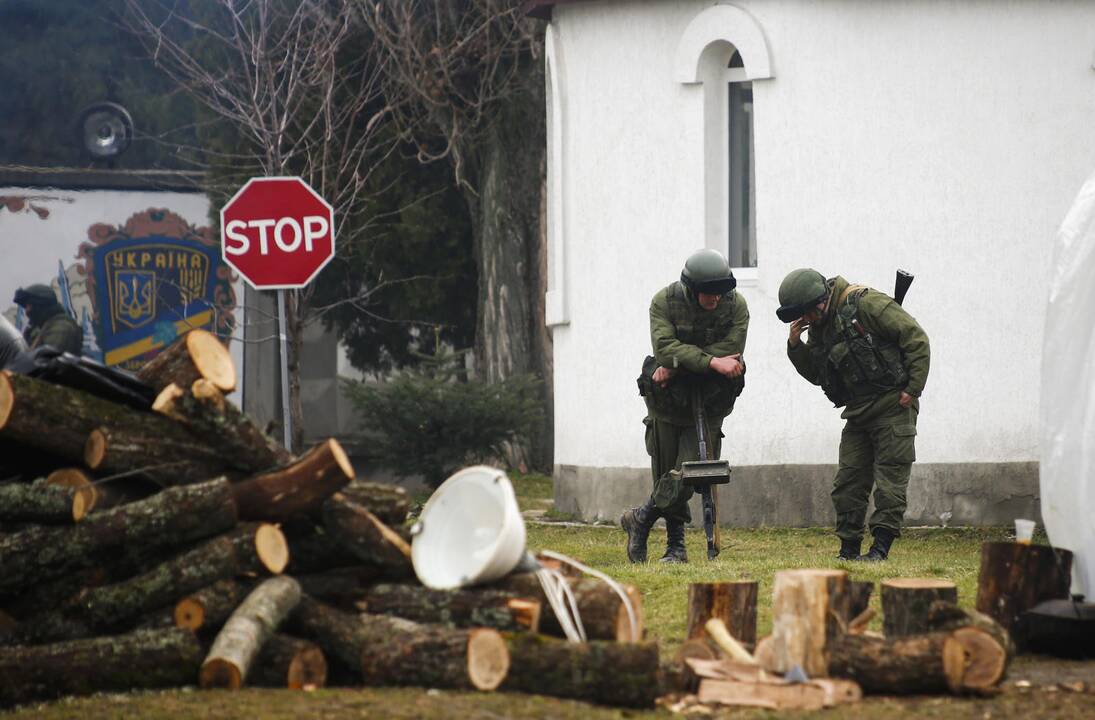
[0,330,658,709]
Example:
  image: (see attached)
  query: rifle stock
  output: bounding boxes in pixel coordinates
[894,269,914,305]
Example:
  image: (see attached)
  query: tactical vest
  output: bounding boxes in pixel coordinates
[637,283,745,420]
[809,289,908,408]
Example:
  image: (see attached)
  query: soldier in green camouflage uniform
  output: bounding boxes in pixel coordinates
[13,284,83,356]
[622,249,749,564]
[777,269,930,561]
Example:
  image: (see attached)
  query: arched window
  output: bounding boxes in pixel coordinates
[675,6,772,278]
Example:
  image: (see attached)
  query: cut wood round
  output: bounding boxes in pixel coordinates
[0,476,238,594]
[200,576,303,689]
[46,468,157,514]
[136,329,235,394]
[321,492,411,572]
[766,569,850,677]
[829,631,953,694]
[0,478,83,523]
[927,601,1015,659]
[881,578,958,637]
[0,627,202,706]
[233,439,354,522]
[942,626,1008,693]
[250,634,328,689]
[975,541,1073,647]
[496,573,644,642]
[501,633,660,708]
[84,425,233,487]
[175,578,254,632]
[44,469,99,516]
[686,581,757,649]
[152,380,292,474]
[359,582,542,632]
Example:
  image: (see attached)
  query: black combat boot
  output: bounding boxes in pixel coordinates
[860,528,896,562]
[659,519,688,563]
[837,537,862,561]
[620,499,660,563]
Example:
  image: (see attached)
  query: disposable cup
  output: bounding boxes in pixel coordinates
[1014,518,1035,545]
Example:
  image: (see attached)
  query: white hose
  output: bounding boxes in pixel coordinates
[534,550,641,644]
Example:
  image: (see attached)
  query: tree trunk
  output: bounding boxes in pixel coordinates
[359,619,509,692]
[975,541,1073,648]
[501,633,659,708]
[175,578,255,633]
[320,492,412,573]
[84,425,233,487]
[766,569,851,677]
[0,627,202,707]
[686,581,757,650]
[136,328,236,394]
[250,633,328,689]
[152,379,292,473]
[496,573,644,642]
[231,439,354,522]
[201,576,303,689]
[359,583,541,633]
[881,579,958,637]
[0,476,237,594]
[288,595,373,675]
[333,480,410,526]
[45,468,156,513]
[0,478,83,523]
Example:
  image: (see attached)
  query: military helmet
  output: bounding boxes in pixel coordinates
[776,268,828,323]
[12,284,57,307]
[680,249,736,296]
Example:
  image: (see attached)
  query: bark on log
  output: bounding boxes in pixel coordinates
[976,541,1073,647]
[153,380,292,474]
[321,492,411,572]
[766,569,851,677]
[496,573,644,642]
[359,582,541,632]
[848,580,874,623]
[927,601,1016,659]
[136,328,235,394]
[0,566,112,621]
[175,578,255,633]
[288,595,374,674]
[881,578,958,637]
[686,581,757,650]
[293,566,380,609]
[332,479,410,526]
[0,477,83,523]
[0,627,202,707]
[201,576,303,689]
[250,633,328,689]
[233,439,354,521]
[84,425,233,487]
[284,525,362,575]
[45,468,157,513]
[501,633,659,708]
[0,476,238,594]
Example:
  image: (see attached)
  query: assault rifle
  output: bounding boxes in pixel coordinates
[680,384,731,560]
[895,269,914,306]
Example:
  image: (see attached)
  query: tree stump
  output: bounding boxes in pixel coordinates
[975,541,1073,647]
[685,581,757,650]
[359,583,541,632]
[136,328,235,394]
[496,573,644,642]
[200,576,303,689]
[251,634,328,689]
[501,633,660,708]
[881,578,958,637]
[766,569,851,677]
[233,439,354,521]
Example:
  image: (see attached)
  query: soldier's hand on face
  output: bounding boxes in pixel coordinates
[899,391,914,408]
[789,318,809,347]
[710,354,744,379]
[652,366,676,388]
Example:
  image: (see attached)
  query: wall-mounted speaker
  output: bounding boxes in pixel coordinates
[76,102,134,160]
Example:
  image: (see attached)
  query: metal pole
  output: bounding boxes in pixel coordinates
[276,289,293,449]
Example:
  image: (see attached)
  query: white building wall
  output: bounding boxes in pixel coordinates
[550,0,1095,474]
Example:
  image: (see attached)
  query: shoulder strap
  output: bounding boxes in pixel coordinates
[836,283,867,307]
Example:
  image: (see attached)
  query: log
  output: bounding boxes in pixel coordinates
[975,541,1073,647]
[200,576,303,689]
[293,566,381,609]
[359,582,542,632]
[766,569,851,677]
[0,627,202,707]
[0,566,113,621]
[250,633,328,689]
[496,573,644,642]
[153,380,292,474]
[501,633,660,708]
[881,578,958,637]
[136,328,235,394]
[175,578,255,633]
[284,525,363,575]
[0,477,84,523]
[84,424,233,487]
[334,479,410,526]
[321,492,411,572]
[45,468,157,513]
[0,476,238,593]
[686,581,757,649]
[289,595,374,674]
[233,439,354,521]
[927,601,1016,659]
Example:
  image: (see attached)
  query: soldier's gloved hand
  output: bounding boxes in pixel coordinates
[710,354,744,379]
[789,318,809,347]
[899,391,914,408]
[652,366,676,387]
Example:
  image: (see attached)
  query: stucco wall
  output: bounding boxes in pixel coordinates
[547,0,1095,520]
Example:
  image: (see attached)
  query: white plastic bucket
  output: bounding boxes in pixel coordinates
[411,465,527,590]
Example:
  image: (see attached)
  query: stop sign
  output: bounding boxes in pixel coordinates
[220,176,335,289]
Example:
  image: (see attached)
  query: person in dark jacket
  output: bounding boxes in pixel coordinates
[13,284,82,356]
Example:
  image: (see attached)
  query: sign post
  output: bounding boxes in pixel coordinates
[220,176,335,449]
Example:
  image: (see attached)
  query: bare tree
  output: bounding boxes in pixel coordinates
[122,0,399,450]
[362,0,551,468]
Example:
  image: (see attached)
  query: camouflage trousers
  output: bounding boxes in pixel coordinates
[832,403,918,541]
[644,416,723,524]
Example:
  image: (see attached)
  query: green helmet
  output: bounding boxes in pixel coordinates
[12,284,57,307]
[776,268,828,323]
[680,249,736,295]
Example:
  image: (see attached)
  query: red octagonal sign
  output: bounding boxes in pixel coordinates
[221,176,335,289]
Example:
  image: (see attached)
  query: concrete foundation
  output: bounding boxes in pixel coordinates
[554,462,1041,528]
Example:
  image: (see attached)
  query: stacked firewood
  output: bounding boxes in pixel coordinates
[0,330,658,709]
